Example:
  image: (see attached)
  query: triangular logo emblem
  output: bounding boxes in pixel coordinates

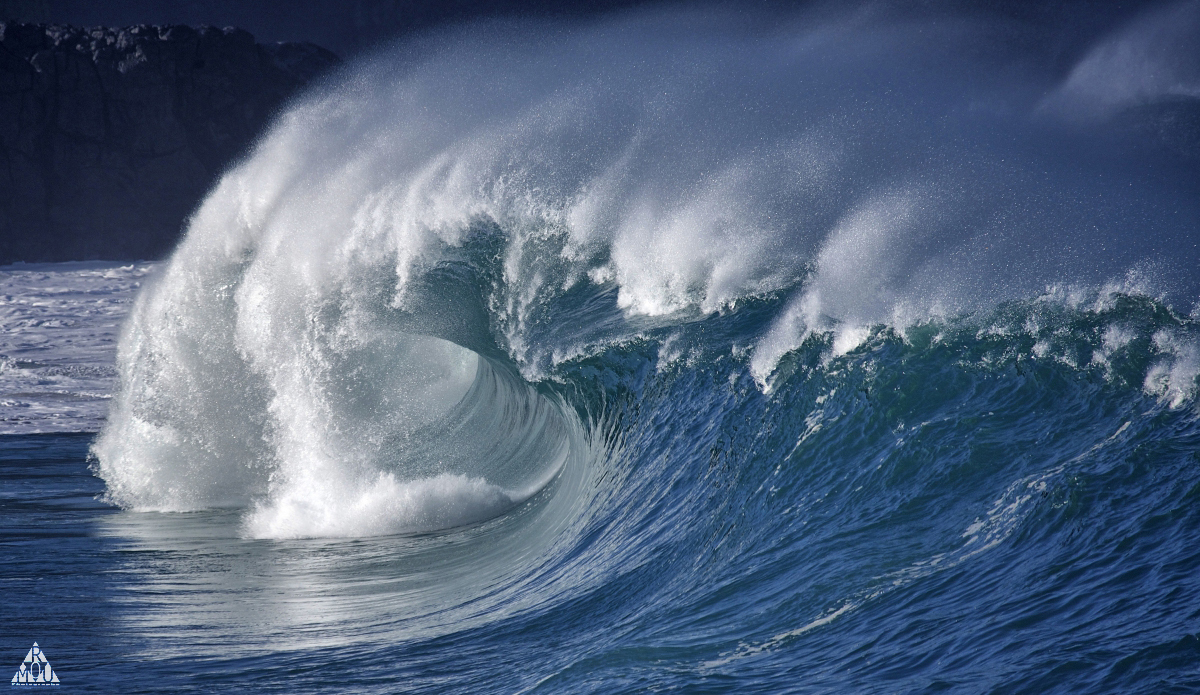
[10,642,60,686]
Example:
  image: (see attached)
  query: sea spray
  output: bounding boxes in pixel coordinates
[93,5,1198,543]
[3,4,1195,692]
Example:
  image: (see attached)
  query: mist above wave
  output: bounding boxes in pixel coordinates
[94,2,1199,536]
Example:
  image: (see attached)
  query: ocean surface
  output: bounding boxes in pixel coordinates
[4,3,1200,692]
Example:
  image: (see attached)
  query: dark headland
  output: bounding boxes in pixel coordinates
[0,0,644,265]
[0,21,339,264]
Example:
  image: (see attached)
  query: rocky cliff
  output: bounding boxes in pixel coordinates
[0,22,339,263]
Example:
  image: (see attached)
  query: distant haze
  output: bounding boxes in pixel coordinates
[0,0,646,56]
[0,0,1162,59]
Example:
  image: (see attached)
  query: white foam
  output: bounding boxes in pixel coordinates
[244,471,517,539]
[1145,329,1200,408]
[750,192,934,387]
[0,262,154,434]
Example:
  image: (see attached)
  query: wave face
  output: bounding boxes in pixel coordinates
[91,3,1200,690]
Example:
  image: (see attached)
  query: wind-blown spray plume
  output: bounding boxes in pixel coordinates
[94,4,1199,542]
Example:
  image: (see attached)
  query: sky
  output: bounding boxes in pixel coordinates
[0,0,1164,59]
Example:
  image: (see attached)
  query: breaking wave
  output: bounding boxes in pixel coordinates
[87,7,1200,688]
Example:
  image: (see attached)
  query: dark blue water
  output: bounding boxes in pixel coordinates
[7,3,1200,692]
[5,292,1200,692]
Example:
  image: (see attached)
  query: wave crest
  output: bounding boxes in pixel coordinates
[94,4,1199,537]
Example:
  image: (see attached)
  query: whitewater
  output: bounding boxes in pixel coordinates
[4,2,1200,692]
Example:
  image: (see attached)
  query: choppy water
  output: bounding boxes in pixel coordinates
[5,3,1200,692]
[0,262,153,433]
